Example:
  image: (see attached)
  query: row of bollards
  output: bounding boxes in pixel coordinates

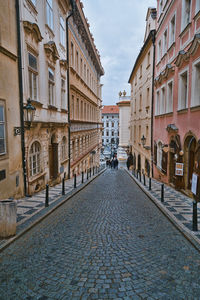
[45,166,101,208]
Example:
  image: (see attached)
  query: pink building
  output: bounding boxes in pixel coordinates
[153,0,200,196]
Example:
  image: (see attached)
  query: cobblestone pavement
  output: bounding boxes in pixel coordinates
[1,169,200,299]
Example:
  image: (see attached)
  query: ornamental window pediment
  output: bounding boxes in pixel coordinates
[44,41,59,64]
[175,34,200,67]
[154,64,175,86]
[23,21,43,43]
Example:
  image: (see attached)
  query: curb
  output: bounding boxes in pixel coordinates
[0,168,106,253]
[125,169,200,252]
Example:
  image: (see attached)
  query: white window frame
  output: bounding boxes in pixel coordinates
[61,136,67,161]
[163,28,168,56]
[178,67,189,110]
[167,79,174,113]
[157,39,162,63]
[181,0,192,31]
[28,52,38,101]
[46,0,53,30]
[157,141,163,169]
[0,103,6,155]
[196,0,200,14]
[60,16,65,46]
[31,0,36,6]
[156,90,160,115]
[61,78,66,109]
[48,67,55,106]
[161,85,166,114]
[191,57,200,107]
[29,141,41,177]
[169,13,176,47]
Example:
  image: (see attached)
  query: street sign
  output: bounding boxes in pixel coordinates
[191,173,198,195]
[175,163,184,176]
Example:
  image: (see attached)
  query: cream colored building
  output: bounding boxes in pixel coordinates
[0,0,24,200]
[117,91,131,161]
[19,0,71,194]
[128,8,156,177]
[68,1,104,176]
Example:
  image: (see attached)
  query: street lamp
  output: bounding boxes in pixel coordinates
[141,135,146,147]
[23,98,36,129]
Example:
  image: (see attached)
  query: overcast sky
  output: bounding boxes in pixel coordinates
[81,0,156,105]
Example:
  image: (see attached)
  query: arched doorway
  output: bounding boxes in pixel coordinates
[49,134,58,180]
[137,154,141,172]
[184,135,196,190]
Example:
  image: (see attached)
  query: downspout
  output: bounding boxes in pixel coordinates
[66,5,74,179]
[16,0,27,195]
[151,30,156,178]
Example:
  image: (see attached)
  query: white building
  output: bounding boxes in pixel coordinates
[117,91,131,161]
[102,106,119,156]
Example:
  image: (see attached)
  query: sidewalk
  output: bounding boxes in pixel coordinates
[0,166,106,252]
[126,168,200,251]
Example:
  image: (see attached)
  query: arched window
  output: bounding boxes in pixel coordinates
[61,137,67,161]
[29,141,41,176]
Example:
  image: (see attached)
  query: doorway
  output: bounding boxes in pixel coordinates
[49,134,58,179]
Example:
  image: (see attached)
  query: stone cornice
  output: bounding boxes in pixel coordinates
[154,64,175,86]
[59,59,68,70]
[44,41,59,62]
[23,21,43,42]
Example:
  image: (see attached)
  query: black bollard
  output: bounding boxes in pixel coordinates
[149,178,151,191]
[90,168,91,177]
[87,169,89,180]
[82,171,84,183]
[74,174,77,188]
[45,184,49,207]
[143,174,146,186]
[193,201,198,231]
[161,184,164,202]
[136,170,138,179]
[62,178,65,195]
[139,171,141,182]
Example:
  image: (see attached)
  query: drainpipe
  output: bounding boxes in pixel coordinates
[66,2,75,179]
[16,0,27,196]
[151,30,156,178]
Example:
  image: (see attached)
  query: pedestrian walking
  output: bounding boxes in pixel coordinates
[114,157,118,169]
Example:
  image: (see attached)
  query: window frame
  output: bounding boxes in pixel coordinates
[0,101,6,156]
[46,0,53,31]
[28,52,38,101]
[48,67,55,106]
[191,57,200,107]
[167,79,174,113]
[181,0,192,31]
[169,13,176,47]
[29,141,41,177]
[178,67,189,110]
[60,15,65,46]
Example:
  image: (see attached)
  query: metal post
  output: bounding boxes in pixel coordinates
[87,169,89,180]
[90,168,91,177]
[136,170,138,179]
[161,184,164,202]
[45,184,49,207]
[82,171,84,183]
[149,178,151,191]
[193,201,198,231]
[74,174,76,188]
[139,171,141,182]
[143,174,146,186]
[62,178,65,195]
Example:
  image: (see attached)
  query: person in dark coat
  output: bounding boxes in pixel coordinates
[114,157,119,169]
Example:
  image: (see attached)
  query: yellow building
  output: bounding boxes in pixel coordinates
[0,0,24,199]
[128,8,156,177]
[68,1,104,176]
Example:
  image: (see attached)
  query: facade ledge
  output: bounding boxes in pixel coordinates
[190,105,200,112]
[194,10,200,21]
[61,158,69,165]
[61,108,68,113]
[45,24,55,38]
[168,41,175,52]
[48,104,58,111]
[0,46,17,61]
[30,99,43,108]
[28,171,46,184]
[177,108,188,114]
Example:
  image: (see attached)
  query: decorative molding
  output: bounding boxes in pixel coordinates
[154,64,175,85]
[23,21,43,42]
[187,33,200,56]
[44,41,59,63]
[0,46,17,61]
[59,59,68,70]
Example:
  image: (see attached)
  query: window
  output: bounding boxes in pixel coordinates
[76,51,79,73]
[80,58,83,77]
[112,131,114,136]
[147,51,150,66]
[76,98,79,119]
[178,70,188,110]
[61,78,66,109]
[139,126,141,145]
[156,90,160,115]
[106,139,109,143]
[48,68,55,106]
[140,65,142,78]
[61,137,67,160]
[60,16,65,46]
[31,0,36,6]
[158,40,162,62]
[29,141,41,177]
[71,95,74,119]
[161,86,166,114]
[157,141,162,169]
[167,81,173,112]
[84,64,86,80]
[163,29,167,55]
[146,87,150,107]
[112,122,114,127]
[196,0,200,13]
[71,42,74,67]
[192,59,200,107]
[102,131,104,136]
[0,104,6,155]
[139,94,142,111]
[106,122,109,127]
[181,0,191,30]
[28,52,38,101]
[46,0,53,30]
[106,131,109,136]
[159,0,163,15]
[169,15,176,46]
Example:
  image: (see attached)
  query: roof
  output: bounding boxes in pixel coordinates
[102,105,119,114]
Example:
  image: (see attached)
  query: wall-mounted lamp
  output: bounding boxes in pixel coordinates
[23,98,36,129]
[141,134,151,150]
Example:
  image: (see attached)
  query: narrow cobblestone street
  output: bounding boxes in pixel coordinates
[1,169,200,300]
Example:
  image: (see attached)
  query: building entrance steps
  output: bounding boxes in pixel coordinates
[0,166,106,251]
[126,169,200,251]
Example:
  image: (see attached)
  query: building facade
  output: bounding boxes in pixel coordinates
[129,8,156,176]
[68,1,104,176]
[19,0,71,195]
[154,0,200,197]
[117,91,131,161]
[102,105,119,155]
[0,0,24,200]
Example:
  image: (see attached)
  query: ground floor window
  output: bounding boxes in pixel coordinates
[29,141,41,176]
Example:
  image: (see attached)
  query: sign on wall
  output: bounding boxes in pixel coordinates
[191,173,198,195]
[175,163,184,176]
